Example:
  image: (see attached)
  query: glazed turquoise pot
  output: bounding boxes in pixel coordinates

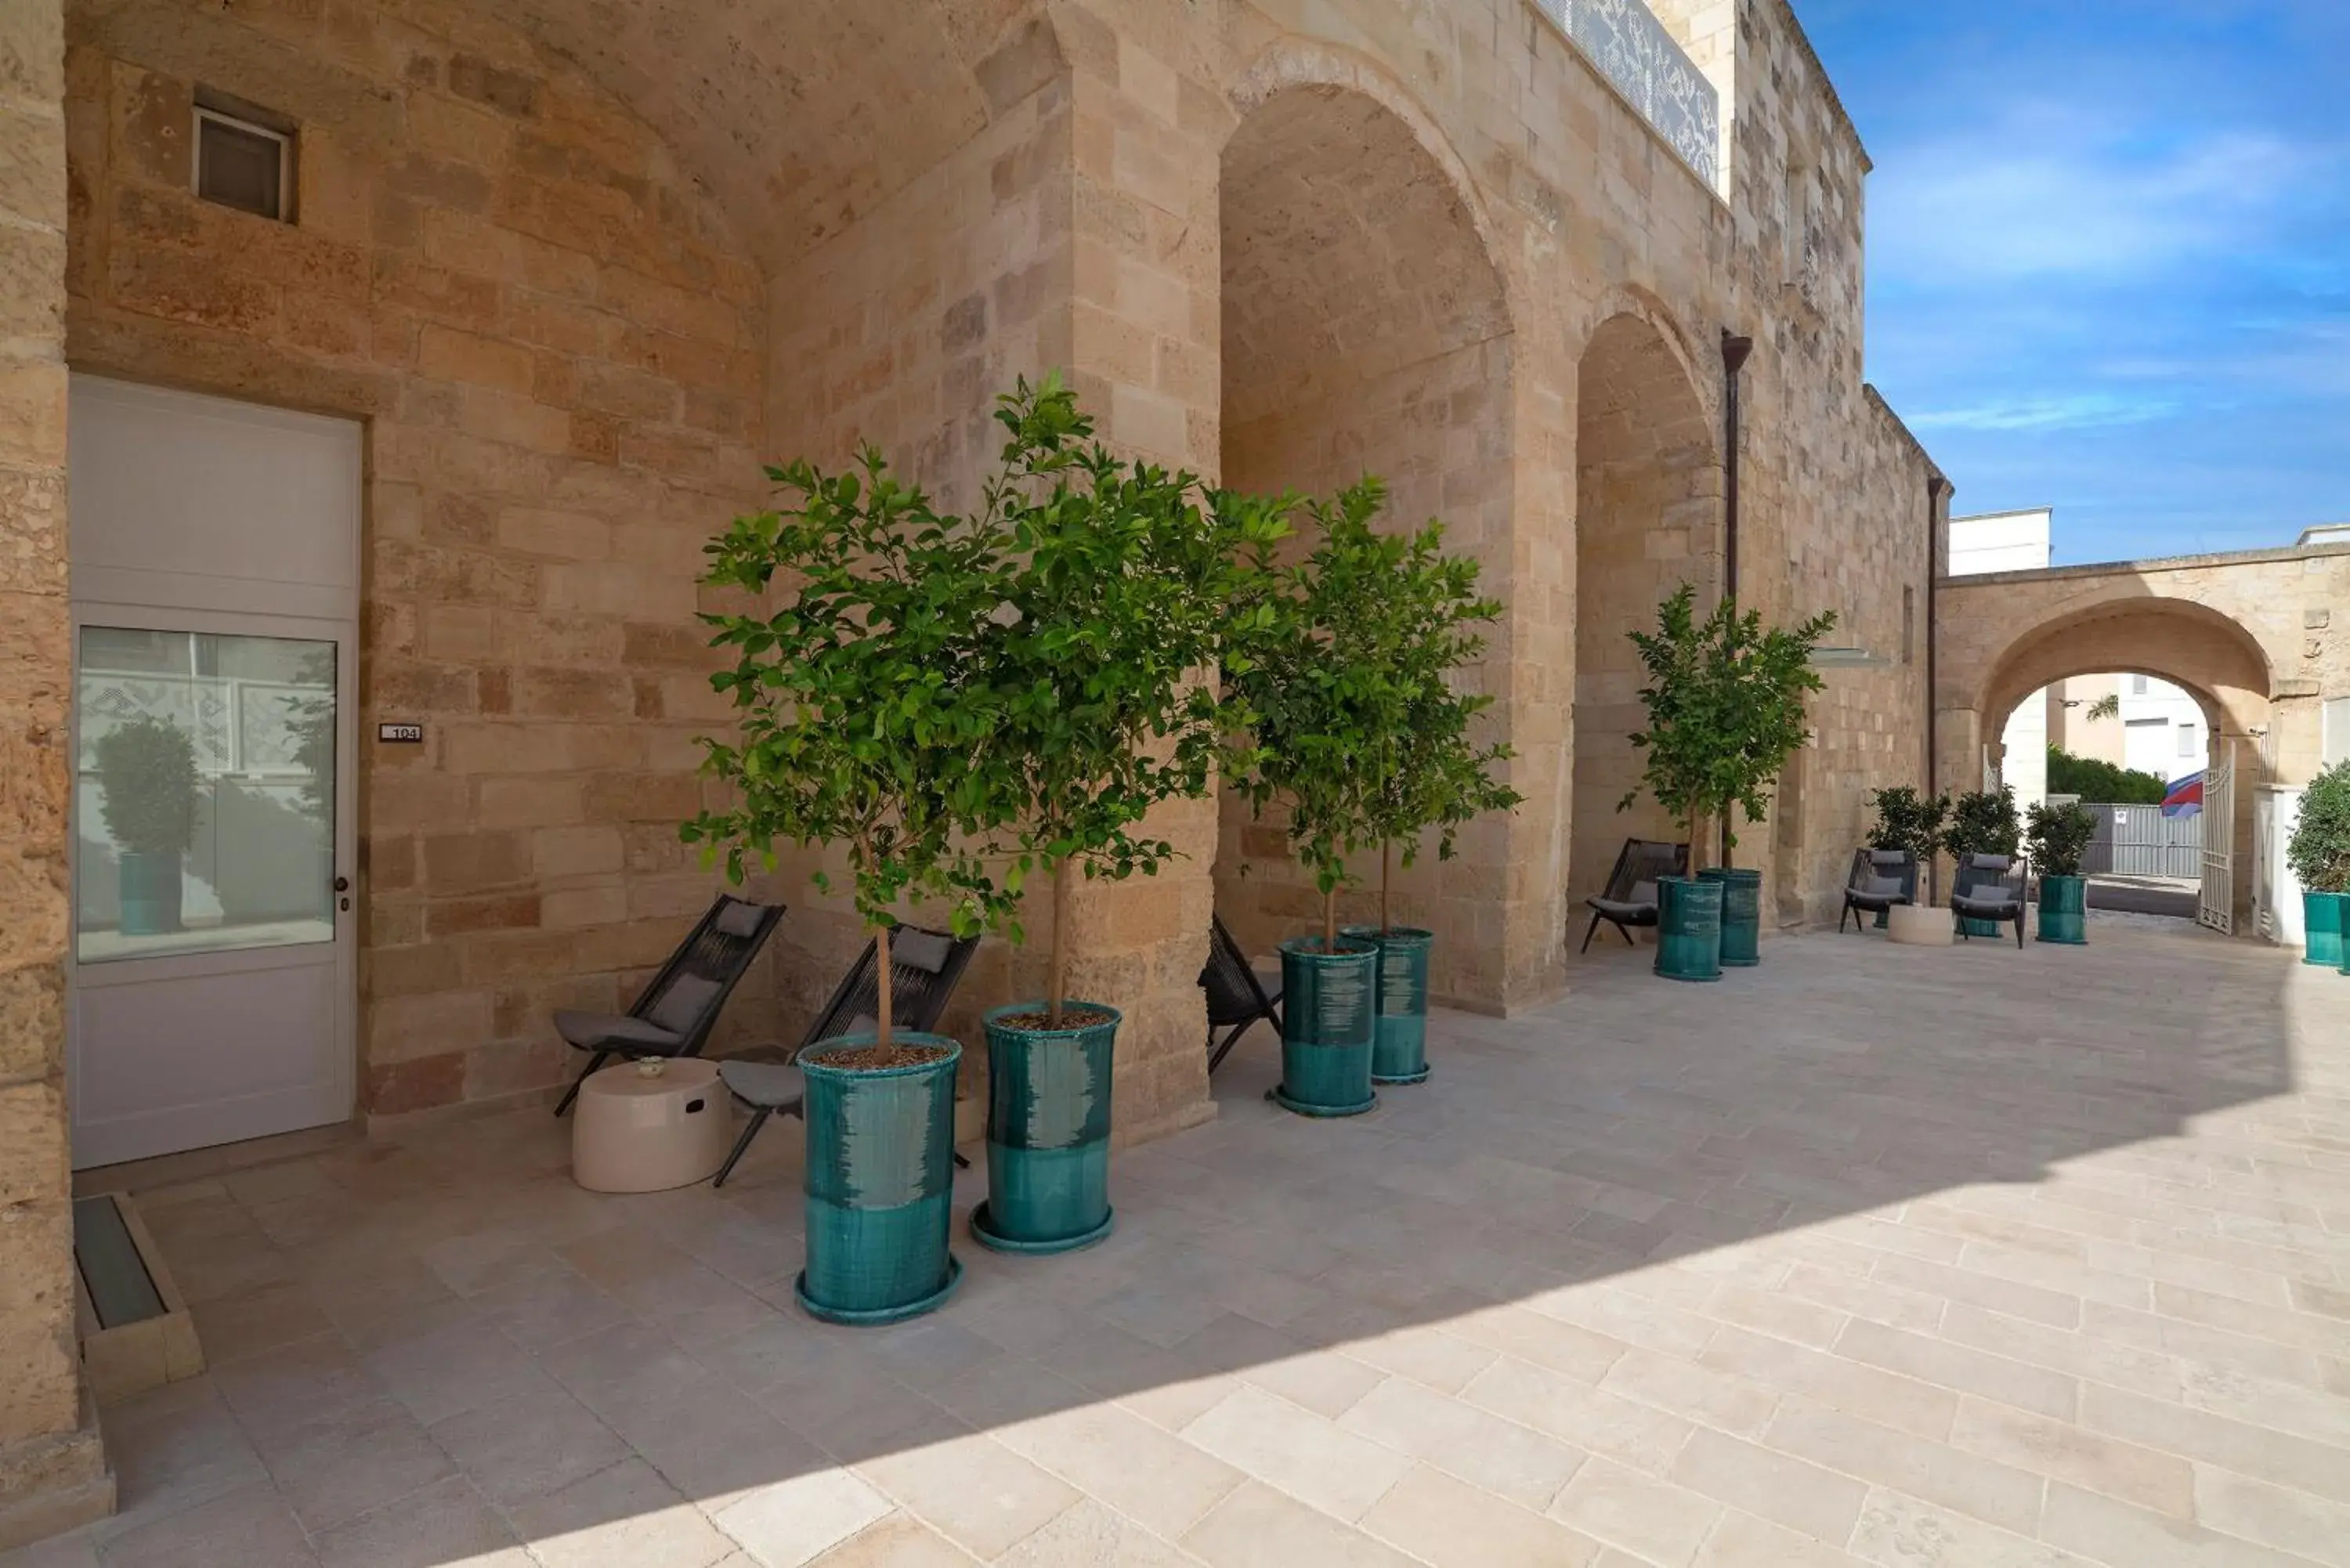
[1697,869,1761,966]
[1341,925,1433,1085]
[1654,876,1723,982]
[117,851,183,936]
[795,1033,962,1325]
[2037,874,2088,945]
[2304,890,2347,967]
[1272,937,1379,1116]
[971,1003,1117,1255]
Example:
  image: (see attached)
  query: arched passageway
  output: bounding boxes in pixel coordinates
[1972,598,2275,927]
[1566,310,1719,909]
[1212,78,1516,1006]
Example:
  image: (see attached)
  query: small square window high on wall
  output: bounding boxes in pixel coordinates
[2178,723,2198,758]
[193,89,296,222]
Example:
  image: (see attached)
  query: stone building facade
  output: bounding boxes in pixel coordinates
[0,0,1949,1539]
[1937,539,2350,928]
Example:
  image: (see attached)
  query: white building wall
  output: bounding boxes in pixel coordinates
[1949,508,2053,813]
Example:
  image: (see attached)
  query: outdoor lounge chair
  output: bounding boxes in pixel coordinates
[1838,849,1914,933]
[1579,838,1689,952]
[1951,853,2027,948]
[710,924,979,1188]
[1201,914,1283,1072]
[552,894,784,1117]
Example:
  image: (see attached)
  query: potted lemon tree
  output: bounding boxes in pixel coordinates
[92,714,201,937]
[968,378,1278,1252]
[1622,586,1833,979]
[2287,760,2350,968]
[2025,799,2095,945]
[686,442,1021,1326]
[1334,487,1519,1086]
[1945,788,2023,937]
[1228,481,1413,1116]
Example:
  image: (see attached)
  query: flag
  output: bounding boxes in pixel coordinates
[2160,771,2204,818]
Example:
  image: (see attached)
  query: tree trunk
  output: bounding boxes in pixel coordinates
[1049,863,1071,1029]
[1379,840,1393,935]
[1323,885,1338,952]
[875,921,893,1048]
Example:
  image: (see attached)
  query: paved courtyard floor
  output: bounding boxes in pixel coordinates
[11,916,2350,1568]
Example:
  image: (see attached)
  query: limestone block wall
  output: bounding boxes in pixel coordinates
[750,5,1231,1143]
[63,0,768,1118]
[0,0,111,1548]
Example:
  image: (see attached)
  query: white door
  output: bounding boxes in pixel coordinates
[67,377,360,1169]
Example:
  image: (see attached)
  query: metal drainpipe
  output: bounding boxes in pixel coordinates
[1720,331,1753,603]
[1718,331,1752,871]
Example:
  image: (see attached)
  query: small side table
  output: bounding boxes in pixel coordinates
[572,1058,733,1193]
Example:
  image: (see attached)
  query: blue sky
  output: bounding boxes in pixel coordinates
[1798,1,2349,565]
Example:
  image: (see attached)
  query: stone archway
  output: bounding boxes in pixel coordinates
[1971,598,2275,926]
[1211,76,1517,1007]
[1567,308,1720,910]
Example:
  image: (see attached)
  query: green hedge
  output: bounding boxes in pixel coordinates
[2047,746,2167,805]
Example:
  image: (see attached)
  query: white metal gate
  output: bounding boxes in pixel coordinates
[2199,743,2235,935]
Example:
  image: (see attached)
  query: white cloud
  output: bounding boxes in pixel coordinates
[1910,392,2185,432]
[1869,109,2319,284]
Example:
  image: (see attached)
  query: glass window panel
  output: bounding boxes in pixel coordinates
[77,628,336,963]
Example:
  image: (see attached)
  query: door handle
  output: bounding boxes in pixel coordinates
[333,876,350,893]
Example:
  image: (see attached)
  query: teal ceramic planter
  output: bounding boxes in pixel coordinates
[1341,925,1433,1085]
[795,1033,962,1325]
[971,1003,1117,1255]
[2037,874,2088,945]
[2305,890,2348,967]
[1697,869,1761,966]
[1654,876,1723,982]
[1272,937,1379,1116]
[117,851,183,937]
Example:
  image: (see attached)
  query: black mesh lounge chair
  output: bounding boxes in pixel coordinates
[1201,914,1282,1072]
[552,894,784,1117]
[710,925,979,1189]
[1579,838,1689,952]
[1838,849,1914,933]
[1951,853,2027,948]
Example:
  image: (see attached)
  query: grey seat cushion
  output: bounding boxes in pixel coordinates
[1867,850,1909,869]
[645,972,723,1035]
[713,900,768,938]
[719,1060,806,1111]
[1845,890,1900,911]
[891,928,956,974]
[1951,891,2020,916]
[553,1010,683,1053]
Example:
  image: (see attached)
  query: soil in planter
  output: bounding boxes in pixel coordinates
[1290,939,1363,955]
[993,1005,1118,1031]
[819,1042,953,1070]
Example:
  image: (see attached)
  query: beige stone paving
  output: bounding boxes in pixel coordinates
[13,915,2350,1568]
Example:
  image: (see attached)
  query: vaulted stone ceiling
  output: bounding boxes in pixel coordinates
[504,0,1054,266]
[1221,84,1510,428]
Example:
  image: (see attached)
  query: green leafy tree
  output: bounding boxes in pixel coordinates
[2026,800,2098,879]
[1228,480,1438,952]
[1363,524,1520,932]
[2286,759,2350,894]
[1620,585,1836,863]
[980,378,1285,1026]
[1866,786,1947,862]
[2046,746,2167,804]
[1944,786,2023,868]
[685,440,1022,1046]
[93,714,201,860]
